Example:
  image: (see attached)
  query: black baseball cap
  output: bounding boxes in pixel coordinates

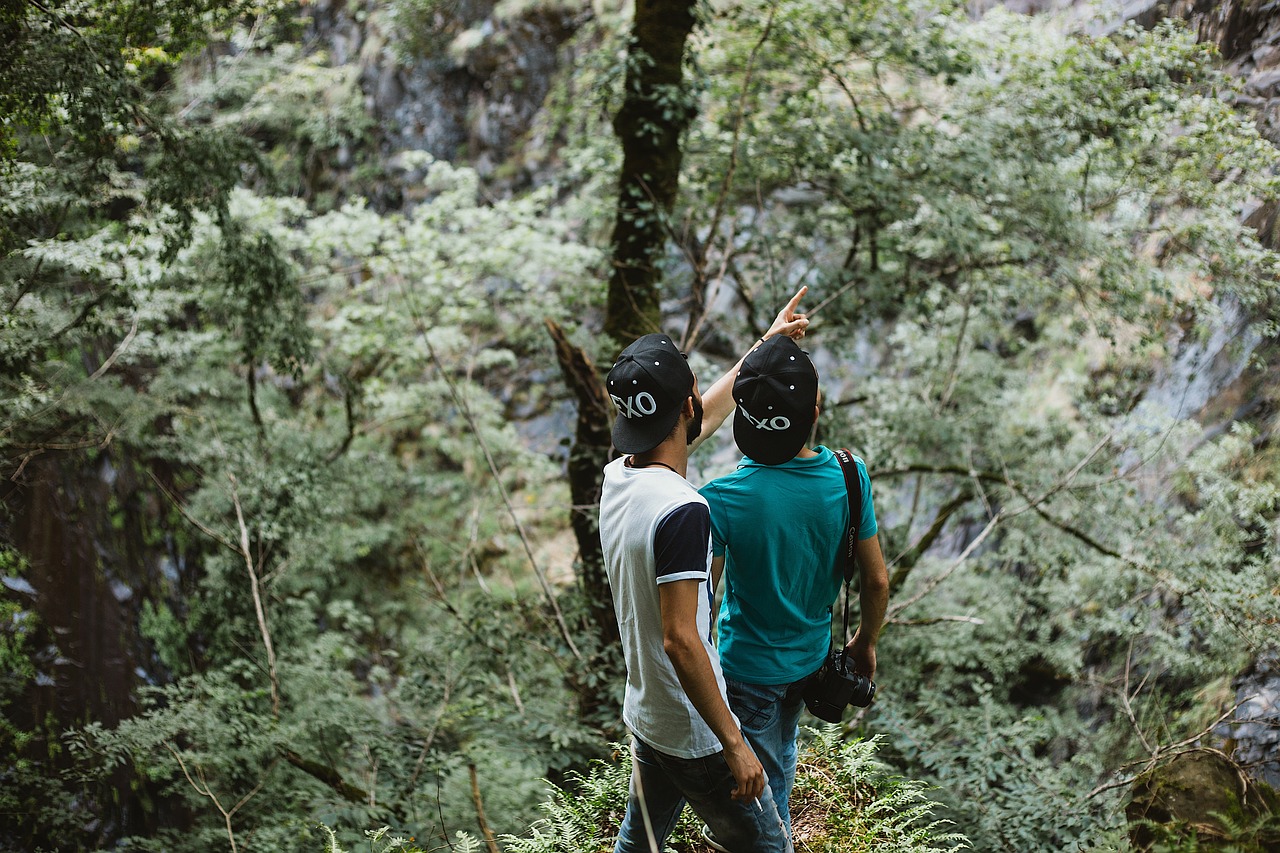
[732,336,819,465]
[607,334,695,454]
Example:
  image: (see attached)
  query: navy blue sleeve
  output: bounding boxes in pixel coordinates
[653,502,711,584]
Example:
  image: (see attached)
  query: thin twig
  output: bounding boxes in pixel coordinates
[89,315,140,380]
[683,8,776,349]
[408,676,453,792]
[887,433,1115,617]
[468,764,501,853]
[937,278,974,410]
[229,473,280,718]
[886,511,1002,619]
[148,471,238,553]
[1122,641,1155,755]
[165,742,244,853]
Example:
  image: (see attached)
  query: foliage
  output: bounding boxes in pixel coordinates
[2,1,604,845]
[789,727,968,852]
[1133,809,1280,853]
[3,0,1279,851]
[496,733,966,852]
[673,1,1280,849]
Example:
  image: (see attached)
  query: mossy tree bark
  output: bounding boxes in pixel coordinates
[546,319,616,650]
[547,0,700,720]
[603,0,700,343]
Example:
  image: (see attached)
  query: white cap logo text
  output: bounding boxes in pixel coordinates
[612,391,657,419]
[742,409,791,431]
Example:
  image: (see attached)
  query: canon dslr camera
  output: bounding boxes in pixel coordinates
[803,648,876,723]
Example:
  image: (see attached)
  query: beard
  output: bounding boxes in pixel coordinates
[685,395,704,445]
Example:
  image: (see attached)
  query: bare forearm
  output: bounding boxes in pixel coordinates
[847,535,889,676]
[689,346,755,453]
[665,640,744,750]
[856,577,888,644]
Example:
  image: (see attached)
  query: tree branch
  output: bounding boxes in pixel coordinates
[88,314,140,380]
[229,473,280,718]
[280,747,372,804]
[888,489,973,594]
[165,742,267,853]
[148,471,238,554]
[325,382,358,463]
[683,7,775,349]
[468,763,500,853]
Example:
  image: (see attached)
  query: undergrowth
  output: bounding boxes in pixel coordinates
[492,727,968,852]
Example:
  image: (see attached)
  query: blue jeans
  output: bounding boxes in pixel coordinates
[724,676,808,839]
[614,735,792,853]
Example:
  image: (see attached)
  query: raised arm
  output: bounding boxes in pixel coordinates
[690,285,810,453]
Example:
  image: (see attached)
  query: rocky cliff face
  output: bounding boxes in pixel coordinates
[306,0,587,189]
[1170,0,1280,142]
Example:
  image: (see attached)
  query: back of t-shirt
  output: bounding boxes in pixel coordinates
[700,447,877,684]
[600,456,730,759]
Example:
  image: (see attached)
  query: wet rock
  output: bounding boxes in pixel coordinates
[1222,649,1280,789]
[1246,68,1280,95]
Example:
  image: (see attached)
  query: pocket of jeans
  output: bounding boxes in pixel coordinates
[727,682,780,731]
[688,752,738,800]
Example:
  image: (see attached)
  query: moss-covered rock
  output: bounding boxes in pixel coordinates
[1126,749,1280,851]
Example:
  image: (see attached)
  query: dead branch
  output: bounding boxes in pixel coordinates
[888,614,985,627]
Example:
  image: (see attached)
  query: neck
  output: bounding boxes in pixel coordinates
[629,440,688,478]
[796,445,819,459]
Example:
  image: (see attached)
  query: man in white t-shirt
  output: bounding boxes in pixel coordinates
[599,290,807,853]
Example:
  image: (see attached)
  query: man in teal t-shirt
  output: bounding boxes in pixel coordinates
[699,336,890,839]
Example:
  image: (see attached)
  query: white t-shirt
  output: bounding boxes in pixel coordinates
[599,456,732,759]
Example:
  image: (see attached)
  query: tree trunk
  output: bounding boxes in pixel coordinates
[545,319,616,647]
[548,0,700,725]
[603,0,701,343]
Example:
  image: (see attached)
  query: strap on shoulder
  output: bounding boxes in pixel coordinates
[832,448,862,584]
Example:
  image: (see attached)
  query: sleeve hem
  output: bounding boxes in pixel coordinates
[656,571,707,585]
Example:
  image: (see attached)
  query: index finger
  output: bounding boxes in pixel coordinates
[781,285,808,316]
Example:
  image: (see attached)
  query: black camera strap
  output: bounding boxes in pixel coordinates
[831,448,863,648]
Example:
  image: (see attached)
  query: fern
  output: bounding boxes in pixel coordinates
[496,735,968,853]
[321,824,345,853]
[791,727,969,853]
[453,832,487,853]
[1134,807,1280,853]
[499,744,629,853]
[317,823,422,853]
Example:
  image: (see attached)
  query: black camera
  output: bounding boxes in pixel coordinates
[802,648,876,723]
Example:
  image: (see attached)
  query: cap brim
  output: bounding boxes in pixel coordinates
[732,408,811,465]
[612,404,683,455]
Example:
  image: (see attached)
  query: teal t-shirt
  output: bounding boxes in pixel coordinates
[699,446,877,684]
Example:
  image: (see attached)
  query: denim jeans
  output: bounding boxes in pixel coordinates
[724,676,808,839]
[614,735,792,853]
